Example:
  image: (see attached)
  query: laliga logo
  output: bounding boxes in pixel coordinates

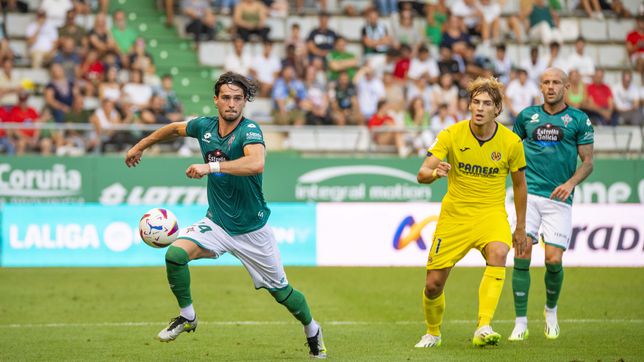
[392,215,439,251]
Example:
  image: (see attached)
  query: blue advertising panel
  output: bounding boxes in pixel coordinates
[1,203,316,267]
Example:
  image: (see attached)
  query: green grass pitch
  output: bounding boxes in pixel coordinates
[1,266,643,361]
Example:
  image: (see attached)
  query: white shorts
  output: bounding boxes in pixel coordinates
[177,217,289,290]
[526,194,572,250]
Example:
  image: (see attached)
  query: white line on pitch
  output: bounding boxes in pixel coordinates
[2,319,643,328]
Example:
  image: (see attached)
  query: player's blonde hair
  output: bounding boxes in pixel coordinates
[467,77,504,116]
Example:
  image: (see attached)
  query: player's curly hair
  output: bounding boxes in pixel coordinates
[467,76,504,116]
[213,72,258,102]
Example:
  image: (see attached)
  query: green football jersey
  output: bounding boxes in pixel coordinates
[513,105,594,204]
[186,116,270,235]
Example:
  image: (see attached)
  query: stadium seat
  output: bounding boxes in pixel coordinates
[501,0,518,14]
[9,40,27,59]
[244,98,274,123]
[597,45,628,68]
[559,18,580,42]
[579,18,608,41]
[6,14,34,37]
[285,16,318,41]
[26,95,44,111]
[266,18,286,41]
[285,126,370,152]
[337,17,365,42]
[13,68,50,86]
[606,19,635,41]
[592,126,642,154]
[198,42,228,66]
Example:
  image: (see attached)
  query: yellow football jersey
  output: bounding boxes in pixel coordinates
[428,120,526,219]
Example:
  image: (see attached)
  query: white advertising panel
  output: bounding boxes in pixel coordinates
[317,203,644,267]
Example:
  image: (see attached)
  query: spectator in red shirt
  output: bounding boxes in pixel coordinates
[393,44,412,82]
[626,15,644,73]
[368,100,407,156]
[583,69,618,126]
[0,106,16,154]
[7,91,53,155]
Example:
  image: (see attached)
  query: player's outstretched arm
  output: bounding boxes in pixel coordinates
[417,155,450,184]
[511,169,528,255]
[550,143,594,202]
[185,143,265,179]
[125,122,188,168]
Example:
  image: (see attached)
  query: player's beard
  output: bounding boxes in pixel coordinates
[545,92,564,107]
[220,109,242,123]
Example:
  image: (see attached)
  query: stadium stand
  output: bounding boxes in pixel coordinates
[0,0,642,156]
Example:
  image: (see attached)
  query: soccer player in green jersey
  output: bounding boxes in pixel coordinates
[125,72,327,358]
[509,67,594,341]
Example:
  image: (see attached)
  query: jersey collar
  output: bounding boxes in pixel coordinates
[540,104,569,116]
[469,120,499,146]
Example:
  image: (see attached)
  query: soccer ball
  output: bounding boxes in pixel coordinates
[138,208,179,248]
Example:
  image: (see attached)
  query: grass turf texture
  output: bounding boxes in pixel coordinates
[1,267,643,361]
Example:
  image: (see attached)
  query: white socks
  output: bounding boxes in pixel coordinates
[304,319,320,338]
[515,316,528,327]
[180,304,196,321]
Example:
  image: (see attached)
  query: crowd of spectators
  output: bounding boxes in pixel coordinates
[0,0,643,156]
[0,1,185,155]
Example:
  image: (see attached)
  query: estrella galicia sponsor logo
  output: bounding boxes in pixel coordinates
[491,151,502,161]
[457,162,500,177]
[532,123,563,147]
[205,149,228,177]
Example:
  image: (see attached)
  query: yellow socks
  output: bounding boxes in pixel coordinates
[422,290,445,336]
[477,266,506,328]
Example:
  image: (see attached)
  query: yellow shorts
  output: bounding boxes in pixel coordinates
[426,212,512,270]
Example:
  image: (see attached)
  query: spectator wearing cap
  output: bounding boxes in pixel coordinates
[327,37,359,82]
[407,44,439,84]
[611,69,641,126]
[306,12,338,66]
[626,15,644,73]
[362,7,394,58]
[26,9,59,68]
[233,0,270,42]
[182,0,217,43]
[505,68,540,125]
[251,39,282,97]
[567,37,596,83]
[7,91,53,155]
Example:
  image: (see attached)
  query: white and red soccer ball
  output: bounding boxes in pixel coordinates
[138,208,179,248]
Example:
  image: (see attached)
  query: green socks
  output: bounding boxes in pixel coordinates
[270,285,313,325]
[165,246,192,308]
[545,263,563,309]
[512,258,531,317]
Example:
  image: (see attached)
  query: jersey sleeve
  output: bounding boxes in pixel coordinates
[427,128,451,160]
[185,117,203,138]
[512,110,527,139]
[241,122,265,147]
[508,137,526,172]
[576,113,594,145]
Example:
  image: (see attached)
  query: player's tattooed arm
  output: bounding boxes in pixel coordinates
[550,143,594,201]
[417,155,451,184]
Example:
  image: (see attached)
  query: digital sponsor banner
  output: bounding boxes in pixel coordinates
[316,203,644,267]
[1,156,641,204]
[1,203,316,267]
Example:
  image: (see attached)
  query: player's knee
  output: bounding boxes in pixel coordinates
[515,242,533,259]
[165,245,190,265]
[544,254,562,265]
[269,285,294,304]
[425,280,445,297]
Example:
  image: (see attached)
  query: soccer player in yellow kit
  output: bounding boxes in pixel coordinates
[414,77,528,348]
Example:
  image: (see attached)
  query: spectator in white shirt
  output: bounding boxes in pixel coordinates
[546,41,568,70]
[407,45,439,84]
[450,0,488,42]
[26,10,59,68]
[505,68,541,124]
[520,46,548,85]
[492,43,512,84]
[40,0,74,28]
[224,37,253,77]
[354,66,386,120]
[567,37,596,83]
[611,70,642,125]
[478,0,502,43]
[251,40,282,97]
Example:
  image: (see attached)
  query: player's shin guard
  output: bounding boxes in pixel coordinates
[477,266,506,328]
[270,285,313,325]
[512,258,531,317]
[165,246,192,308]
[422,290,445,336]
[544,263,563,309]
